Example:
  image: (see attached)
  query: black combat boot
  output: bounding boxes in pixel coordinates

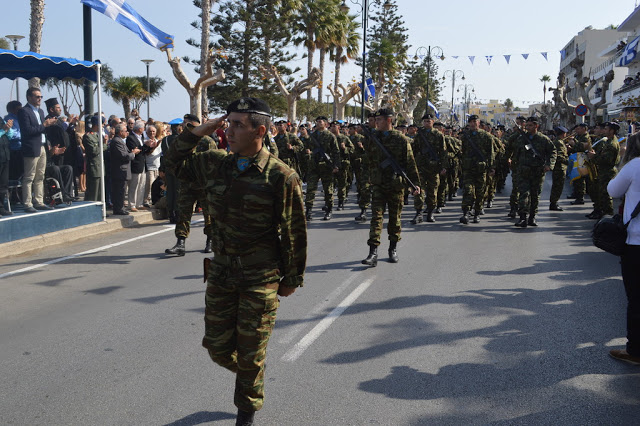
[236,409,255,426]
[448,193,454,201]
[435,206,443,214]
[471,214,480,223]
[403,193,409,205]
[355,208,367,222]
[306,207,313,220]
[528,215,538,226]
[362,245,378,267]
[571,198,585,205]
[478,208,485,216]
[507,207,517,219]
[410,211,423,224]
[203,237,213,253]
[566,192,577,199]
[459,209,469,224]
[549,203,563,211]
[165,237,186,256]
[515,213,528,228]
[336,200,344,211]
[486,199,493,208]
[323,209,332,220]
[388,241,399,263]
[588,210,604,220]
[426,209,435,223]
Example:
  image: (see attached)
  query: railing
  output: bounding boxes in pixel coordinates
[613,79,640,96]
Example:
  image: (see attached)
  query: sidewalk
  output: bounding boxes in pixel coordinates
[0,210,162,259]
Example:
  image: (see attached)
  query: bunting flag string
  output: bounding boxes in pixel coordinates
[486,55,493,65]
[522,53,529,60]
[541,52,548,61]
[468,56,475,65]
[504,54,511,64]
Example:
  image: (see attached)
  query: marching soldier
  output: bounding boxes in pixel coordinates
[444,125,462,200]
[505,116,527,218]
[330,121,354,210]
[298,124,311,182]
[566,123,592,205]
[513,117,556,227]
[481,121,504,210]
[164,97,307,426]
[587,121,620,219]
[411,114,447,223]
[351,124,370,222]
[273,120,303,173]
[361,108,421,266]
[549,126,570,211]
[304,116,340,220]
[433,121,450,213]
[459,115,495,224]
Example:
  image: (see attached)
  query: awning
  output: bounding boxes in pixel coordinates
[0,48,98,82]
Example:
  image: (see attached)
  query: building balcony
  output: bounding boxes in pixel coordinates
[609,83,640,113]
[613,79,640,96]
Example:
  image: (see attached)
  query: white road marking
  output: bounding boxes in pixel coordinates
[0,219,204,279]
[281,277,375,362]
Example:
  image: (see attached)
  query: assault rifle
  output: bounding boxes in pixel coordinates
[310,131,335,168]
[360,125,418,192]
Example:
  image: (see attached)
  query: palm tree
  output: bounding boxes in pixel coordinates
[28,0,45,87]
[504,98,514,112]
[105,76,148,119]
[540,75,551,104]
[330,14,360,116]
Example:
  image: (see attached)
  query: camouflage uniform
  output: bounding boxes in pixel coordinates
[336,133,354,207]
[298,134,311,182]
[513,132,556,217]
[304,129,340,213]
[459,129,495,215]
[446,135,462,198]
[570,133,592,202]
[591,136,620,215]
[549,137,569,206]
[274,131,303,173]
[164,127,307,413]
[366,129,420,246]
[264,133,279,157]
[484,134,504,205]
[175,135,217,240]
[412,128,447,214]
[505,129,526,212]
[350,131,370,210]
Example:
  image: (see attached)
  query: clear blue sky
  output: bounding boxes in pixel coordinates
[1,0,638,121]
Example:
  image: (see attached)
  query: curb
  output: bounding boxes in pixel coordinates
[0,211,163,258]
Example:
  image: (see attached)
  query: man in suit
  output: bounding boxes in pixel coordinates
[17,87,57,212]
[43,98,75,203]
[126,120,146,211]
[110,123,140,215]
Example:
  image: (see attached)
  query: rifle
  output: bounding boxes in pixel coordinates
[464,132,487,163]
[359,124,418,192]
[310,131,335,168]
[416,130,439,162]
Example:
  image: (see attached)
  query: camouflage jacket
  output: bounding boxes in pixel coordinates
[460,129,496,171]
[305,129,340,168]
[336,133,354,166]
[165,127,307,288]
[413,128,448,171]
[553,138,569,168]
[514,132,556,170]
[592,136,620,174]
[264,133,279,157]
[445,136,461,160]
[570,133,592,154]
[350,133,367,161]
[504,128,526,162]
[274,132,303,161]
[366,129,421,191]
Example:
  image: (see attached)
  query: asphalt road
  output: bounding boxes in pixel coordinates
[1,177,639,426]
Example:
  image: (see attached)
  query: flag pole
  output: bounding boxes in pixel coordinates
[83,5,94,116]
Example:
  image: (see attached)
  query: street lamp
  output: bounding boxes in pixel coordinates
[414,45,444,115]
[141,59,154,120]
[442,70,465,126]
[340,0,392,123]
[5,34,25,102]
[457,83,475,126]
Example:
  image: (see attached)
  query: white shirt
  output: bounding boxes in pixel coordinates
[607,156,640,245]
[28,103,46,144]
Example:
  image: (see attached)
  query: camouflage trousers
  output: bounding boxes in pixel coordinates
[594,171,616,215]
[414,167,439,212]
[175,185,214,239]
[353,160,370,209]
[462,169,487,213]
[573,175,587,200]
[437,172,447,206]
[368,185,404,246]
[305,165,335,211]
[484,173,496,202]
[202,263,279,412]
[509,168,520,209]
[336,161,351,203]
[517,166,546,216]
[447,160,459,195]
[549,165,567,205]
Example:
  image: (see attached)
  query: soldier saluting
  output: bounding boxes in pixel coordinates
[164,97,307,426]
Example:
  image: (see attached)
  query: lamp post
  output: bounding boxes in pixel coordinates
[457,83,475,127]
[414,45,444,115]
[340,0,392,123]
[5,34,24,102]
[442,70,465,126]
[141,59,154,120]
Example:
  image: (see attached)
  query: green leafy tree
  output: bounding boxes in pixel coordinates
[402,54,442,121]
[504,98,514,112]
[0,38,10,50]
[330,12,360,116]
[131,76,166,111]
[104,76,148,119]
[540,75,551,103]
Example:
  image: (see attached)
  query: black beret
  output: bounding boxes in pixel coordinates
[183,113,200,124]
[422,113,435,120]
[45,98,59,110]
[367,112,376,118]
[375,108,395,117]
[554,126,568,133]
[396,124,407,128]
[515,116,526,121]
[408,124,418,128]
[576,123,588,128]
[468,114,479,121]
[526,116,538,123]
[433,122,444,127]
[605,121,620,132]
[596,122,606,128]
[315,116,329,122]
[330,121,342,127]
[226,97,271,117]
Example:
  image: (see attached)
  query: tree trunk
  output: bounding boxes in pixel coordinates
[263,37,272,91]
[28,0,45,88]
[333,49,342,118]
[123,98,132,120]
[200,0,211,118]
[317,48,326,103]
[306,30,315,102]
[289,97,297,122]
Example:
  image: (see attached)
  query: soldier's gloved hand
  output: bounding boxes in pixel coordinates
[278,286,297,297]
[191,114,228,137]
[412,186,421,196]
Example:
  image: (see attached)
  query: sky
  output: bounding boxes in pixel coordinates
[1,0,639,122]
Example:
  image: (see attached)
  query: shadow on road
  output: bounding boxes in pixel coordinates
[162,410,235,425]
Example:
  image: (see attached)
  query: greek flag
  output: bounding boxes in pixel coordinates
[81,0,174,50]
[427,100,439,118]
[358,78,376,101]
[619,36,640,67]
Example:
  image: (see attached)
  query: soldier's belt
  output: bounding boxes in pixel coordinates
[213,250,279,268]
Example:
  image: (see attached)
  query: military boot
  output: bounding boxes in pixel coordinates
[306,207,313,221]
[362,245,378,267]
[236,409,255,426]
[528,215,538,227]
[410,211,423,224]
[471,214,480,223]
[459,209,469,224]
[515,214,528,228]
[448,193,454,201]
[388,241,399,263]
[571,198,585,205]
[486,199,493,208]
[323,209,332,220]
[355,208,367,222]
[203,237,213,253]
[507,207,517,219]
[478,208,485,216]
[336,200,344,211]
[403,193,409,205]
[426,209,435,223]
[549,203,563,211]
[165,237,186,256]
[435,206,443,214]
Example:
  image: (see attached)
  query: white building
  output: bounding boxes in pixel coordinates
[607,7,640,118]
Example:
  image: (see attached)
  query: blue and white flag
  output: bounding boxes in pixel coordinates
[81,0,174,50]
[619,36,640,66]
[427,100,439,118]
[359,78,376,101]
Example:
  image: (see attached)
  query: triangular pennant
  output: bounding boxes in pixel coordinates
[468,56,475,64]
[419,55,425,59]
[522,53,529,60]
[452,56,459,59]
[504,54,511,64]
[541,52,548,61]
[486,55,493,65]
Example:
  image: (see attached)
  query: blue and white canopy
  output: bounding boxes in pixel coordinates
[0,48,99,81]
